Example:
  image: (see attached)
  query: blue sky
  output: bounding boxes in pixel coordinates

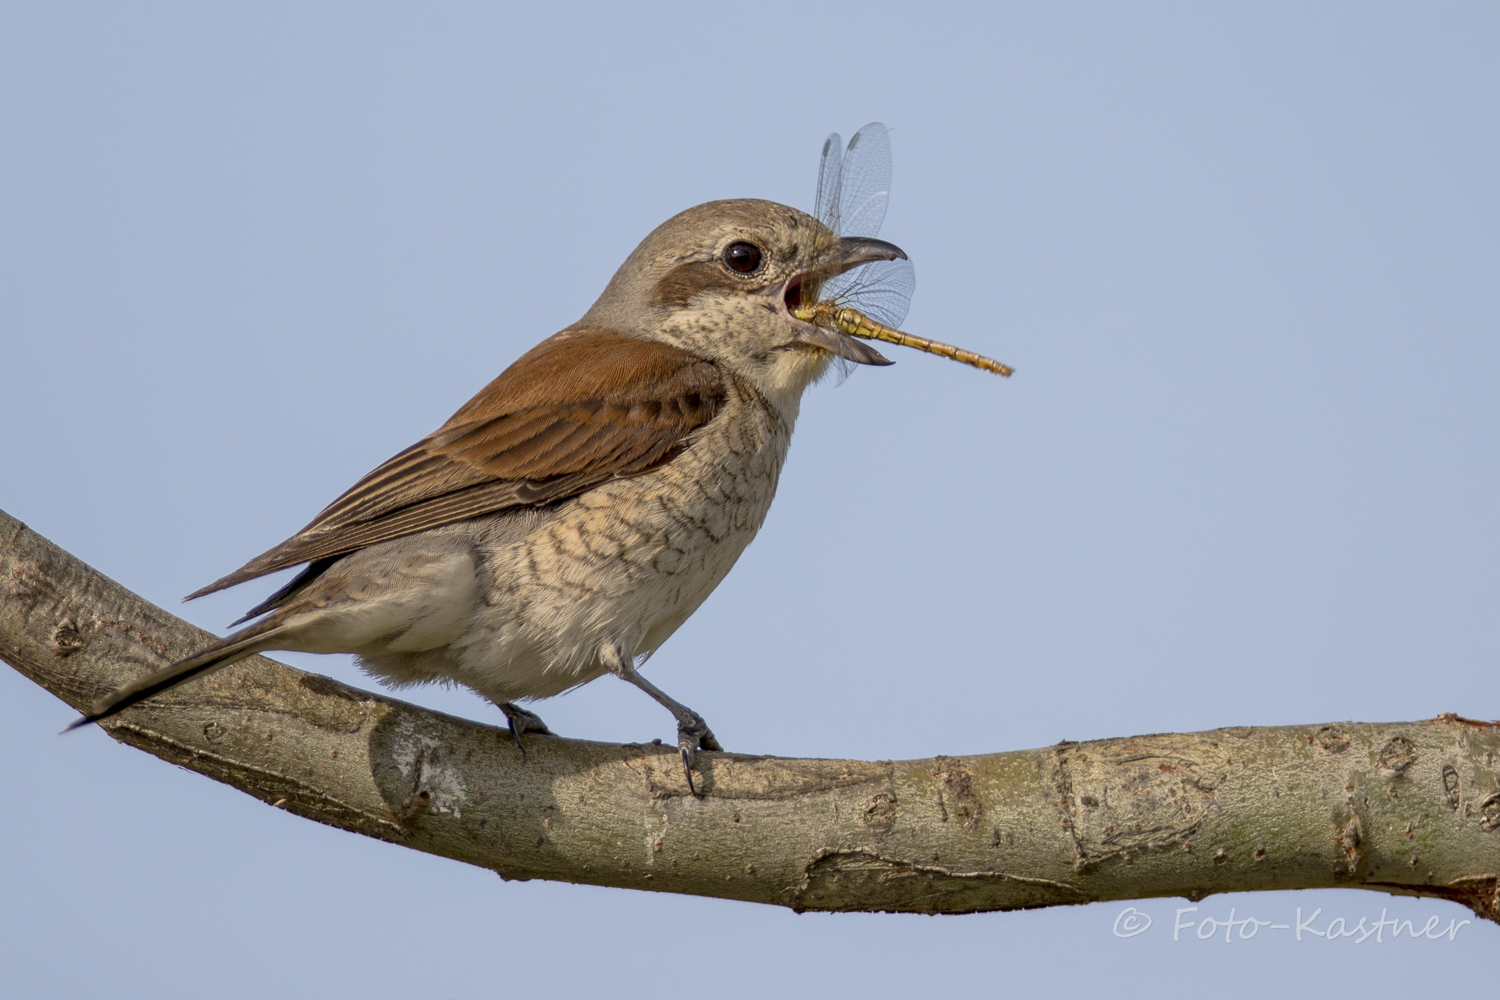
[2,3,1497,996]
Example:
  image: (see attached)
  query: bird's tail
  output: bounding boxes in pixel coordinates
[63,620,283,732]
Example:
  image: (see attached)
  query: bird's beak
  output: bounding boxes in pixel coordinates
[792,324,893,366]
[828,236,907,274]
[784,236,906,366]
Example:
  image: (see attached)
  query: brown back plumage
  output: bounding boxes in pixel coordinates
[188,328,726,600]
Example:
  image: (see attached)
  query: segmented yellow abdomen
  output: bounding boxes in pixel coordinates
[829,306,1013,377]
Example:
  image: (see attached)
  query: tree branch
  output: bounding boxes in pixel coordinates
[4,507,1498,921]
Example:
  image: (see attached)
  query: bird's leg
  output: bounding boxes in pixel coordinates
[600,643,720,795]
[494,700,552,756]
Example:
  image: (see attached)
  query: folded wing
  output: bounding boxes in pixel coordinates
[188,328,726,600]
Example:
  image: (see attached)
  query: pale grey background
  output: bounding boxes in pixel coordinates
[2,3,1496,996]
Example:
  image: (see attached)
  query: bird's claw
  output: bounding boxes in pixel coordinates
[676,713,720,796]
[500,701,552,756]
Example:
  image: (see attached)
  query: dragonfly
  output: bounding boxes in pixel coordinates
[793,123,1013,378]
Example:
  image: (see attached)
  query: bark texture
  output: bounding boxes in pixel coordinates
[4,507,1499,921]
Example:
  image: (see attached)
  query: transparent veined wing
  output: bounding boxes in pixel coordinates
[806,123,1013,378]
[814,131,843,233]
[823,257,915,330]
[815,123,893,240]
[816,123,908,323]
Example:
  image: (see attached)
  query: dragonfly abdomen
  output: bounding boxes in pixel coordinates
[829,305,1014,377]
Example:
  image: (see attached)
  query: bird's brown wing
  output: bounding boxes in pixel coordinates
[188,328,726,600]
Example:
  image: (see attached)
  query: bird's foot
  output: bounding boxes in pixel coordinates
[499,701,551,756]
[677,711,722,796]
[597,641,720,795]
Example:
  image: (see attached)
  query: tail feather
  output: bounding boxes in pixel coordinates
[64,621,282,732]
[226,556,338,627]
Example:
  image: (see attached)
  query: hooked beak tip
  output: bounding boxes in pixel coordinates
[834,236,907,271]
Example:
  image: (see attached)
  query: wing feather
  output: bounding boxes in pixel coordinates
[188,329,725,600]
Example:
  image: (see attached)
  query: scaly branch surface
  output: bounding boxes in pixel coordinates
[3,508,1498,920]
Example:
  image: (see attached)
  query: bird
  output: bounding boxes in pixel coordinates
[69,197,908,791]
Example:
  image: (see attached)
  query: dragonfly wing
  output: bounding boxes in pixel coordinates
[824,258,915,329]
[811,123,914,356]
[833,123,893,239]
[815,132,843,231]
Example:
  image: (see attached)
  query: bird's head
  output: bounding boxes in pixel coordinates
[579,198,904,417]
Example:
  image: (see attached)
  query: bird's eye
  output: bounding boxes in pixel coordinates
[722,242,763,274]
